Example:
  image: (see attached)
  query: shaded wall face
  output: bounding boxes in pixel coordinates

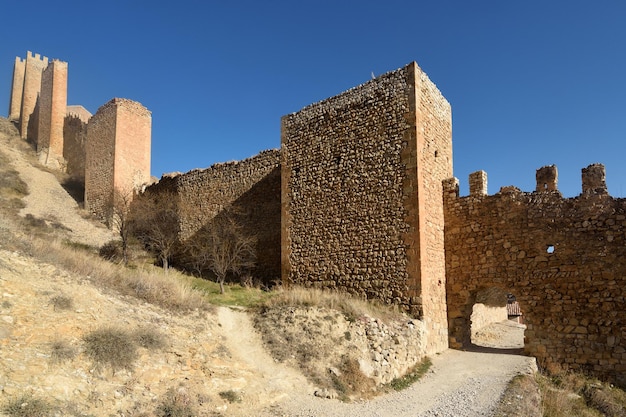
[445,190,626,385]
[281,66,419,310]
[63,116,87,182]
[85,105,116,220]
[147,150,281,283]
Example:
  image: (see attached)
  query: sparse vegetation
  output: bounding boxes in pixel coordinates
[30,238,208,312]
[83,327,138,372]
[155,388,198,417]
[185,209,257,294]
[218,389,242,403]
[332,357,376,401]
[2,394,55,417]
[386,357,432,391]
[50,294,73,311]
[129,190,181,270]
[50,339,77,363]
[262,285,404,322]
[134,326,168,350]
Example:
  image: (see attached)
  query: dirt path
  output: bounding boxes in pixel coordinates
[217,308,537,417]
[216,307,315,413]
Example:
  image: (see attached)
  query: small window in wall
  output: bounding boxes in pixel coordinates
[546,245,555,254]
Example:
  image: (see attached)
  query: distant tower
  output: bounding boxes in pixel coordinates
[37,59,68,167]
[85,98,152,220]
[8,57,26,122]
[19,51,49,139]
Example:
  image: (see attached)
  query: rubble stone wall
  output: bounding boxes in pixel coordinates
[145,149,281,282]
[85,101,117,219]
[281,62,452,353]
[444,165,626,385]
[63,115,88,182]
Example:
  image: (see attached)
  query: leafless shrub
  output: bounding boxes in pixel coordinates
[50,294,73,311]
[82,327,137,372]
[185,208,256,294]
[50,339,77,363]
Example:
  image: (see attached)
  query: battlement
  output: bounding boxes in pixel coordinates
[27,50,48,65]
[445,163,610,199]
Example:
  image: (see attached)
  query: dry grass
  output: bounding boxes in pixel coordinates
[2,393,56,417]
[83,327,138,372]
[49,339,77,363]
[156,388,198,417]
[264,285,404,322]
[28,238,209,313]
[492,374,542,417]
[49,294,73,311]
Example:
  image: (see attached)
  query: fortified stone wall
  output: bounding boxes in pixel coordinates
[85,98,151,220]
[19,52,48,139]
[8,57,25,122]
[281,62,452,353]
[63,114,88,182]
[37,59,68,168]
[145,149,281,282]
[444,164,626,385]
[85,100,117,219]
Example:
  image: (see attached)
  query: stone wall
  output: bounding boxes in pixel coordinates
[63,114,88,183]
[19,52,48,139]
[444,164,626,385]
[37,60,68,168]
[144,149,281,282]
[9,57,25,122]
[281,62,452,353]
[85,98,151,221]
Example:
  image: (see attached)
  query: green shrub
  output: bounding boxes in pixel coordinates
[82,327,137,372]
[387,357,432,391]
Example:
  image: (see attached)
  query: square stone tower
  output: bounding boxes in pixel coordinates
[85,98,152,220]
[281,62,452,353]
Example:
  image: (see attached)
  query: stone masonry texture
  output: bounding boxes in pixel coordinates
[7,52,626,385]
[444,164,626,386]
[281,62,452,354]
[144,149,281,283]
[19,52,48,139]
[85,98,151,220]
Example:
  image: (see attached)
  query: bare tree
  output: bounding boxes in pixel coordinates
[186,210,256,294]
[129,190,180,270]
[107,188,134,264]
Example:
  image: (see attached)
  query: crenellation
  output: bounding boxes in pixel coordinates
[445,164,626,385]
[536,165,558,192]
[469,170,487,196]
[581,163,607,195]
[5,52,626,386]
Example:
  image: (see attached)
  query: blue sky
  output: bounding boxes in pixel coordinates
[1,1,625,197]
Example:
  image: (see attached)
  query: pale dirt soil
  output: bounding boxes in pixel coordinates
[0,121,538,416]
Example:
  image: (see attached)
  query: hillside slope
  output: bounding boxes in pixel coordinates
[0,118,538,416]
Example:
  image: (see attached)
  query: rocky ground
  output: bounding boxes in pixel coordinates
[0,118,538,416]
